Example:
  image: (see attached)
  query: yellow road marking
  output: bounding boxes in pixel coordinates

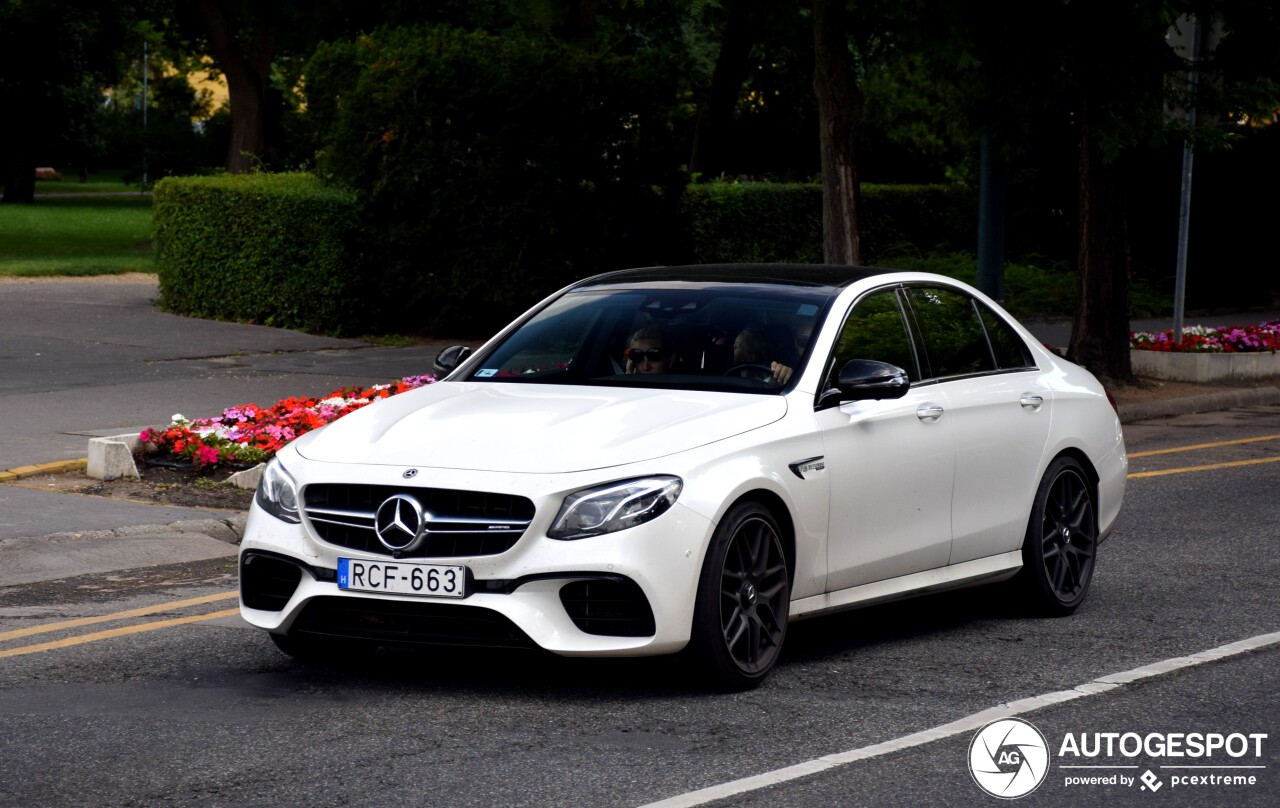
[1128,456,1280,479]
[0,591,237,642]
[0,608,241,659]
[1129,434,1280,458]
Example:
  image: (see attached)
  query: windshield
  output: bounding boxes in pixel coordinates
[464,284,837,393]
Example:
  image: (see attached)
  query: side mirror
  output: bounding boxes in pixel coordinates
[433,345,472,376]
[821,359,910,404]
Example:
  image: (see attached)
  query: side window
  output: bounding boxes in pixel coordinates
[904,287,995,379]
[977,302,1036,370]
[829,288,920,383]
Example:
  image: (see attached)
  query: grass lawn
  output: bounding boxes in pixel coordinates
[31,168,146,195]
[0,195,154,276]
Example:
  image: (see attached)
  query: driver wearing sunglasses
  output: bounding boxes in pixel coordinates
[624,326,674,374]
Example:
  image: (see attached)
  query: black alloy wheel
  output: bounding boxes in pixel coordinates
[692,501,790,689]
[1020,456,1098,615]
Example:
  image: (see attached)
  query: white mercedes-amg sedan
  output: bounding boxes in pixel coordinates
[240,265,1126,689]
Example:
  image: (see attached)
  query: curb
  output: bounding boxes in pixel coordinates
[0,458,87,483]
[1117,386,1280,424]
[22,514,248,546]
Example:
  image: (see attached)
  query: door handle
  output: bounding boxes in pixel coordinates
[1020,393,1045,409]
[916,404,945,422]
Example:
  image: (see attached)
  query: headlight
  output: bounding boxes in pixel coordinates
[547,476,682,540]
[255,458,300,524]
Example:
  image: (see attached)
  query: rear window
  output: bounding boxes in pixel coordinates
[905,287,996,380]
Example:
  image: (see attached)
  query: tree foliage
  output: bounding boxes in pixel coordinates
[0,0,148,202]
[305,24,685,334]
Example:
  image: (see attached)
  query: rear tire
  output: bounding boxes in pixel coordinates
[690,502,790,690]
[1019,456,1098,616]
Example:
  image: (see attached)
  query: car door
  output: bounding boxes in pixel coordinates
[816,287,955,591]
[902,286,1053,565]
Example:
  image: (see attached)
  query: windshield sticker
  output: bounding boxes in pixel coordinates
[475,369,498,378]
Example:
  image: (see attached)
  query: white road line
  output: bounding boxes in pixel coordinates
[638,630,1280,808]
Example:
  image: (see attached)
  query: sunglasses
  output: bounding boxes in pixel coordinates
[626,347,667,363]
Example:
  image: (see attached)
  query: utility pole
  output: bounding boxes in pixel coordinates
[976,134,1007,302]
[1172,15,1202,343]
[142,41,149,190]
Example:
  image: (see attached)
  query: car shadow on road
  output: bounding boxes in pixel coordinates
[247,583,1038,697]
[782,581,1034,663]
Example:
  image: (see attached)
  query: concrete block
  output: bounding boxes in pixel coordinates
[1131,349,1280,382]
[87,435,140,481]
[227,463,265,490]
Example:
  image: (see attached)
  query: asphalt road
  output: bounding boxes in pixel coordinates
[0,279,461,469]
[0,406,1276,807]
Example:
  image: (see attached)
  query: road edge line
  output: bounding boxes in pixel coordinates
[637,630,1280,808]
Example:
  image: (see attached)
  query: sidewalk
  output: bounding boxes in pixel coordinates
[1,276,1276,584]
[0,276,465,581]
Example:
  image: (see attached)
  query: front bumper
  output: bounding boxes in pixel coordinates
[239,487,714,657]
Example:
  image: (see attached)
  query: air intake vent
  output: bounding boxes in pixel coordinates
[559,578,656,637]
[240,552,304,611]
[291,596,537,649]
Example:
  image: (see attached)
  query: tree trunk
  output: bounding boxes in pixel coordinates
[1068,99,1134,384]
[1,151,36,204]
[197,0,275,173]
[812,0,862,266]
[688,0,761,178]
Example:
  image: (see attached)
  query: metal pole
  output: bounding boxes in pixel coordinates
[142,41,148,190]
[976,134,1006,302]
[1172,16,1200,343]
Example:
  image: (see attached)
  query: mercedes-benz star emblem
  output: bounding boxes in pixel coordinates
[375,493,426,553]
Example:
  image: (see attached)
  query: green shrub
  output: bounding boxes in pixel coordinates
[879,252,1173,319]
[681,183,824,264]
[305,26,682,335]
[680,182,974,264]
[153,173,362,334]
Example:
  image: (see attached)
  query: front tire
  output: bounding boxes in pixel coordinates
[1019,456,1098,615]
[691,502,790,690]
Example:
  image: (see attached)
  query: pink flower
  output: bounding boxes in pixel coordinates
[196,445,220,467]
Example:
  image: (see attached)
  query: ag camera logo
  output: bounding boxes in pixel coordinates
[969,718,1051,799]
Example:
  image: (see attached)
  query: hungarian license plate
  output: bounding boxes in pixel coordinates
[337,558,466,598]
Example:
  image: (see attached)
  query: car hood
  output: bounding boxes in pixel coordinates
[295,382,788,473]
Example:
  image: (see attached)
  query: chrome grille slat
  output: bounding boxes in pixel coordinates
[301,483,536,559]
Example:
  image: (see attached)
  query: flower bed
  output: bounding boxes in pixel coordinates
[1129,320,1280,383]
[1130,321,1280,353]
[140,374,437,470]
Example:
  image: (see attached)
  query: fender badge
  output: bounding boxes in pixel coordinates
[788,457,826,480]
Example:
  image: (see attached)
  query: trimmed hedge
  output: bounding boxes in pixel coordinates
[681,182,974,264]
[154,173,362,334]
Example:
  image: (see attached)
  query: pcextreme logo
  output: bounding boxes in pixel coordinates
[969,720,1270,799]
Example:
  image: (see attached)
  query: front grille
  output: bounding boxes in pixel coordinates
[303,484,535,558]
[241,552,304,611]
[291,596,536,649]
[559,578,656,637]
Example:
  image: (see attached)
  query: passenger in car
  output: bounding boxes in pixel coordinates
[624,326,676,374]
[733,325,796,385]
